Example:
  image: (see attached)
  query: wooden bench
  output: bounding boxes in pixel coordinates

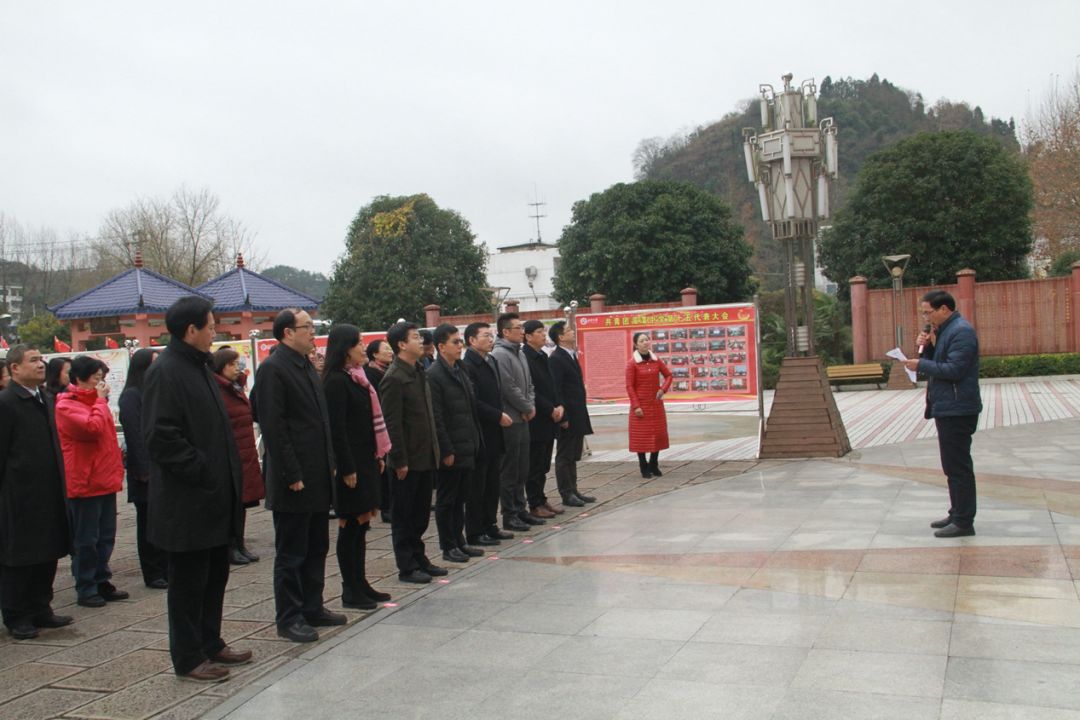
[826,363,887,390]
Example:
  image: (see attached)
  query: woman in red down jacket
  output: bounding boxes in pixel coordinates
[212,347,265,566]
[55,356,127,608]
[625,331,673,479]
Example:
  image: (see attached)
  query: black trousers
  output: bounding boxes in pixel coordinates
[526,438,555,508]
[555,433,584,500]
[936,415,979,528]
[272,511,329,628]
[134,501,168,585]
[390,469,434,574]
[466,456,501,540]
[435,466,468,550]
[166,546,228,675]
[0,561,58,628]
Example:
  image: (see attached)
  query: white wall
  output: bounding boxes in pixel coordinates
[486,244,561,312]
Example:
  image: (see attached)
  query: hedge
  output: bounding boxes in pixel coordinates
[979,353,1080,378]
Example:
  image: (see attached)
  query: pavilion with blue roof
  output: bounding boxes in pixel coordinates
[48,252,319,350]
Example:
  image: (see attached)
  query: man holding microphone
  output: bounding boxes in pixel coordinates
[904,290,982,538]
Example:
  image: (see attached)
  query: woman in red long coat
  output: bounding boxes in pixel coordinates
[626,332,673,478]
[212,348,265,566]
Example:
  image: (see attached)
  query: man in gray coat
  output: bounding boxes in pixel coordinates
[490,313,537,532]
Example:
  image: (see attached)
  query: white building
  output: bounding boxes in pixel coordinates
[486,242,561,312]
[1,284,22,324]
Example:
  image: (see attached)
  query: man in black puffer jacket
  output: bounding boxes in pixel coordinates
[426,323,484,564]
[905,289,982,538]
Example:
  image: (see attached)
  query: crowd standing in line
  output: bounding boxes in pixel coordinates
[0,304,611,682]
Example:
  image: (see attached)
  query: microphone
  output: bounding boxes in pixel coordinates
[917,324,931,357]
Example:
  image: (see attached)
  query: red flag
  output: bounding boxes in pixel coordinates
[0,336,8,350]
[105,337,119,349]
[54,336,72,353]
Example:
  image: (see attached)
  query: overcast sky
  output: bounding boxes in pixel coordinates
[2,1,1078,276]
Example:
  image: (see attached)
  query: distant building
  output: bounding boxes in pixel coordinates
[1,284,22,323]
[48,253,318,350]
[486,241,561,312]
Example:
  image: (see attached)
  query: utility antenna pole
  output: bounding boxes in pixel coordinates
[527,185,546,244]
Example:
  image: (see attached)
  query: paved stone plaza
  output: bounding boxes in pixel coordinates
[3,379,1080,718]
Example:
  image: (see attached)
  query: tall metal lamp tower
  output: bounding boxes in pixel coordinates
[744,74,850,458]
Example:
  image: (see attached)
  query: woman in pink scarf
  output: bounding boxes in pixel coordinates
[322,325,393,609]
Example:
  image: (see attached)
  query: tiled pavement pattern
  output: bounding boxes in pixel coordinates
[214,415,1080,719]
[587,377,1080,461]
[4,380,1080,719]
[0,447,766,719]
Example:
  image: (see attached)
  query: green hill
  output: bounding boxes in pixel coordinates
[637,74,1019,289]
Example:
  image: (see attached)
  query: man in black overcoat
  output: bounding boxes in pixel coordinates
[547,321,596,507]
[254,308,343,643]
[143,297,249,682]
[427,323,484,563]
[0,344,72,640]
[462,322,513,547]
[522,320,564,519]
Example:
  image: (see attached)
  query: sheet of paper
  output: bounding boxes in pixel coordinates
[885,347,917,383]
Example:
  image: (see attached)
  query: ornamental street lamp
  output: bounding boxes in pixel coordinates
[747,74,850,459]
[743,73,838,356]
[882,254,911,349]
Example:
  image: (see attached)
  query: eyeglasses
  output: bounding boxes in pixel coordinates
[448,339,464,345]
[292,323,315,331]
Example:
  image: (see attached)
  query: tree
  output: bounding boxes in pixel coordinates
[1049,249,1080,277]
[260,265,330,299]
[819,131,1033,292]
[322,194,489,329]
[94,186,263,286]
[1025,71,1080,266]
[16,312,69,349]
[553,181,754,305]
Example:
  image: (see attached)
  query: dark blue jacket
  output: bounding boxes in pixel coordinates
[916,311,982,419]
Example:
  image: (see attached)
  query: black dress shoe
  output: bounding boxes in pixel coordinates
[504,518,530,532]
[934,523,975,538]
[239,546,260,562]
[228,547,250,565]
[277,621,319,643]
[77,595,106,608]
[399,569,432,584]
[8,620,39,639]
[519,513,545,526]
[649,466,663,477]
[359,581,391,602]
[930,516,952,529]
[34,613,73,629]
[470,535,501,546]
[562,495,585,507]
[640,469,653,479]
[489,528,514,539]
[342,593,377,610]
[442,548,470,563]
[576,493,596,504]
[459,545,484,557]
[98,582,129,602]
[146,578,169,590]
[424,564,449,577]
[305,608,348,626]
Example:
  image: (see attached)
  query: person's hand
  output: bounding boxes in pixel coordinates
[443,454,455,467]
[552,405,564,422]
[343,472,357,489]
[289,480,305,491]
[915,330,932,349]
[525,409,537,421]
[655,390,665,400]
[378,458,385,473]
[634,407,644,418]
[395,465,409,480]
[499,413,513,428]
[903,359,920,372]
[560,421,570,429]
[96,381,110,399]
